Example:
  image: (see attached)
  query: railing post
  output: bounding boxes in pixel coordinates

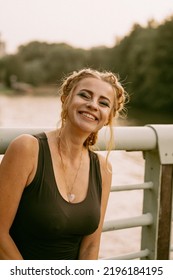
[141,125,173,260]
[141,149,161,259]
[157,164,173,259]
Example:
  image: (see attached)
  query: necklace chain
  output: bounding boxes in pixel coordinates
[57,130,83,202]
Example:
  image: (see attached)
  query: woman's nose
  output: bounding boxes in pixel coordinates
[86,99,98,110]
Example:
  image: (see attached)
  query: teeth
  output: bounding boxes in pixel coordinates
[81,112,96,120]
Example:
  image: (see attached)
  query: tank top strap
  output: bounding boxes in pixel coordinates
[33,132,51,164]
[88,150,102,198]
[26,132,47,190]
[34,132,47,140]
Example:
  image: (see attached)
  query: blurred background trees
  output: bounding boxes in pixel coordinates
[0,15,173,119]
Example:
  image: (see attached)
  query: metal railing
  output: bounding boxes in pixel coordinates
[0,125,173,260]
[99,125,173,260]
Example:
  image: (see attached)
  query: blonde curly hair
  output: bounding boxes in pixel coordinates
[58,68,128,150]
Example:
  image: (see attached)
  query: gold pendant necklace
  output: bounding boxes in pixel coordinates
[57,131,83,203]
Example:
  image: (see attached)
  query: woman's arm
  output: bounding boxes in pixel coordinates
[78,154,112,260]
[0,135,38,259]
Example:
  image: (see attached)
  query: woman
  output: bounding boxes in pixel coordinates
[0,68,126,260]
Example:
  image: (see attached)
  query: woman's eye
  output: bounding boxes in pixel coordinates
[78,91,90,99]
[100,101,110,107]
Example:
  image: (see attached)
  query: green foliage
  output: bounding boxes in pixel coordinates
[109,17,173,114]
[149,17,173,112]
[1,15,173,114]
[0,54,25,87]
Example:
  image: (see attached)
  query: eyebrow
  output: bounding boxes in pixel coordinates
[80,89,111,103]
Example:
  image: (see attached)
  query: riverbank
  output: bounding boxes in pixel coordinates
[1,90,173,126]
[0,85,57,97]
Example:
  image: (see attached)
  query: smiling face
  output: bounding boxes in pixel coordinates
[65,77,115,134]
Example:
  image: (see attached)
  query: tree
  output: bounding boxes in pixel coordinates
[1,55,25,87]
[149,16,173,111]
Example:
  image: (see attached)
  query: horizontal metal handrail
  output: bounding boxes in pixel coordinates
[111,181,153,192]
[104,249,150,260]
[98,126,157,151]
[0,126,157,154]
[103,213,153,232]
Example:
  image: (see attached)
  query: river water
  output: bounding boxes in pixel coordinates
[0,95,172,259]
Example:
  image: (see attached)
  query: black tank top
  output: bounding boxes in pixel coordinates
[10,133,102,260]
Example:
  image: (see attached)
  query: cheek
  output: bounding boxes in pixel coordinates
[66,102,79,121]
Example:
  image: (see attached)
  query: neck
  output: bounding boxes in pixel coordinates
[56,126,89,159]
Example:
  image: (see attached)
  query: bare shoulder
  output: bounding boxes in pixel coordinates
[0,134,39,188]
[2,134,39,173]
[7,134,38,155]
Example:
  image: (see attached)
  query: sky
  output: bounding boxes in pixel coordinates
[0,0,173,54]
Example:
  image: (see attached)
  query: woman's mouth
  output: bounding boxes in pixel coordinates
[79,111,98,121]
